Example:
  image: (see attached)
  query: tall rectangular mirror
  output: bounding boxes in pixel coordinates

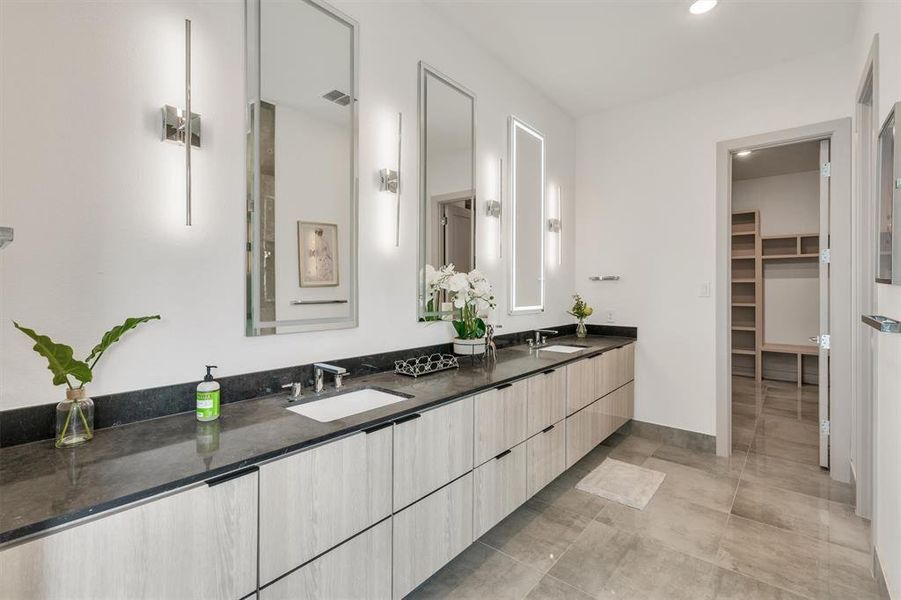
[877,102,900,284]
[418,62,476,320]
[509,116,545,314]
[246,0,358,335]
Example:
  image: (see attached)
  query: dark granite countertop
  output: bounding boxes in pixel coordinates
[0,335,633,545]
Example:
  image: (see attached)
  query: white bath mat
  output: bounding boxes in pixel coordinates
[576,458,665,510]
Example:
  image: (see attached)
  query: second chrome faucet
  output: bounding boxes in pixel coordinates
[313,363,347,393]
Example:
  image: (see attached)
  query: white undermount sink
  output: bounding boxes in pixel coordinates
[286,388,409,422]
[540,345,587,353]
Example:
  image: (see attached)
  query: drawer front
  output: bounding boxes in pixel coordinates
[526,368,566,437]
[473,442,528,538]
[0,472,258,600]
[393,473,474,599]
[619,343,635,387]
[394,397,474,510]
[565,356,598,415]
[259,427,393,584]
[526,422,566,498]
[474,381,528,465]
[565,404,595,469]
[260,519,391,600]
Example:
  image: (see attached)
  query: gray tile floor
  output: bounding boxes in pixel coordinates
[408,377,876,600]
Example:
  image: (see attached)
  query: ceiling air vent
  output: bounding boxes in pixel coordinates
[322,90,351,106]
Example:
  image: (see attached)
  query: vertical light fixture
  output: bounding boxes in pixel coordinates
[377,112,402,247]
[161,19,201,226]
[484,157,503,258]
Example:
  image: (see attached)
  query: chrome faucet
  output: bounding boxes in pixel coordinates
[281,382,303,402]
[530,329,559,349]
[313,363,348,393]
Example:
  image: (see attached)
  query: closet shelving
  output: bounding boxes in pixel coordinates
[730,211,762,378]
[760,233,819,260]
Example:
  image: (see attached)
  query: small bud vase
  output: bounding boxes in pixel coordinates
[576,319,588,338]
[56,388,94,448]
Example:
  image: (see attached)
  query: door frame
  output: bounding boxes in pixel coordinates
[852,35,879,519]
[715,119,853,485]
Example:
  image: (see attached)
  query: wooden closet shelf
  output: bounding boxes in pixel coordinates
[761,343,818,355]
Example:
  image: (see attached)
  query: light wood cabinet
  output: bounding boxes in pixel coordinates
[259,519,391,600]
[565,402,596,468]
[393,473,473,599]
[526,422,566,497]
[0,469,259,600]
[565,355,599,415]
[474,381,528,465]
[526,368,566,437]
[259,427,392,584]
[473,442,528,538]
[393,397,473,511]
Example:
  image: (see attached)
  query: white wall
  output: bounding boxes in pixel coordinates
[573,47,853,436]
[0,0,576,410]
[851,2,901,596]
[733,171,819,347]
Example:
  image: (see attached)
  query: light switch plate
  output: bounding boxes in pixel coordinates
[699,282,711,297]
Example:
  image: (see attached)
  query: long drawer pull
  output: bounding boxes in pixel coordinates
[363,421,393,434]
[393,413,421,425]
[206,465,259,487]
[542,369,556,375]
[494,449,512,460]
[541,424,555,434]
[496,383,513,390]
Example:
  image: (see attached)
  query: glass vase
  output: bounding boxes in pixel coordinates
[576,319,588,338]
[55,388,94,448]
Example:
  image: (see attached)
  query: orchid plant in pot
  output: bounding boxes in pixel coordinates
[13,315,160,448]
[438,267,496,355]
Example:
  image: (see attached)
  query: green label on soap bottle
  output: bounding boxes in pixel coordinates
[196,390,220,421]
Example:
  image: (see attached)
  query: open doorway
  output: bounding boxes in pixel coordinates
[729,140,830,468]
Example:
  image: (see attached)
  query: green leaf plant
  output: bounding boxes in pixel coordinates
[14,316,160,446]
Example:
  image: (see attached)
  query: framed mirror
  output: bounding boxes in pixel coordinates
[877,102,900,284]
[245,0,359,335]
[509,116,545,314]
[418,62,476,320]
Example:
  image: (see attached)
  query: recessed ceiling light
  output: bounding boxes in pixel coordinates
[689,0,718,15]
[736,150,752,157]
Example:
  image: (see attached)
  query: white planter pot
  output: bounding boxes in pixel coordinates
[453,337,486,356]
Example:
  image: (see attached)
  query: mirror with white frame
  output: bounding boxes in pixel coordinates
[509,116,545,314]
[877,102,900,284]
[245,0,358,335]
[418,63,477,320]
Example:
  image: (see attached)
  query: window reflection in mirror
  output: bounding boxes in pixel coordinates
[246,0,358,335]
[418,63,476,320]
[509,116,545,314]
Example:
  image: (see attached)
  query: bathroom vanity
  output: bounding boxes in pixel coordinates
[0,337,635,600]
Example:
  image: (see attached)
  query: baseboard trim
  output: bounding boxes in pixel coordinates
[624,420,716,454]
[874,547,892,600]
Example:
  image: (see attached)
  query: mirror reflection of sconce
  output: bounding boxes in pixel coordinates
[0,227,13,250]
[161,19,201,226]
[379,112,402,246]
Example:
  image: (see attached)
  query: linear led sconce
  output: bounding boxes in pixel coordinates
[486,157,503,258]
[161,19,201,226]
[379,112,402,246]
[547,184,562,265]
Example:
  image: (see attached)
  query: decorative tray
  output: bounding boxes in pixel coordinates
[394,353,460,378]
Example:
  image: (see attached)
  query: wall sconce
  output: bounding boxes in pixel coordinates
[379,112,402,247]
[486,157,504,258]
[548,184,562,266]
[0,226,13,250]
[161,19,200,226]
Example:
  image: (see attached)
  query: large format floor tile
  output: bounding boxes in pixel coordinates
[642,456,739,513]
[651,443,745,479]
[479,498,591,573]
[741,451,855,505]
[531,469,609,520]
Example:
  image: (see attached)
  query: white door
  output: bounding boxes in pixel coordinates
[818,139,831,468]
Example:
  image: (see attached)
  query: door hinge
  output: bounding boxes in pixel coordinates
[820,419,831,435]
[440,216,448,226]
[820,248,831,264]
[819,334,831,350]
[821,162,832,177]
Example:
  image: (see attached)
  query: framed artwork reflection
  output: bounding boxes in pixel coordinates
[298,221,339,287]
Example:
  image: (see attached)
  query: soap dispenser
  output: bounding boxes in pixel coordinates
[196,365,220,422]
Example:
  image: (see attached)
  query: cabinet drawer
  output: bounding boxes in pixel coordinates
[565,356,598,415]
[0,471,258,600]
[474,381,528,465]
[597,348,618,399]
[393,473,474,599]
[526,422,566,497]
[260,519,391,600]
[473,442,528,538]
[394,397,473,510]
[526,368,566,437]
[565,404,595,469]
[259,427,392,584]
[619,343,635,387]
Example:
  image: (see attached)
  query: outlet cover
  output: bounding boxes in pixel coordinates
[606,311,615,323]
